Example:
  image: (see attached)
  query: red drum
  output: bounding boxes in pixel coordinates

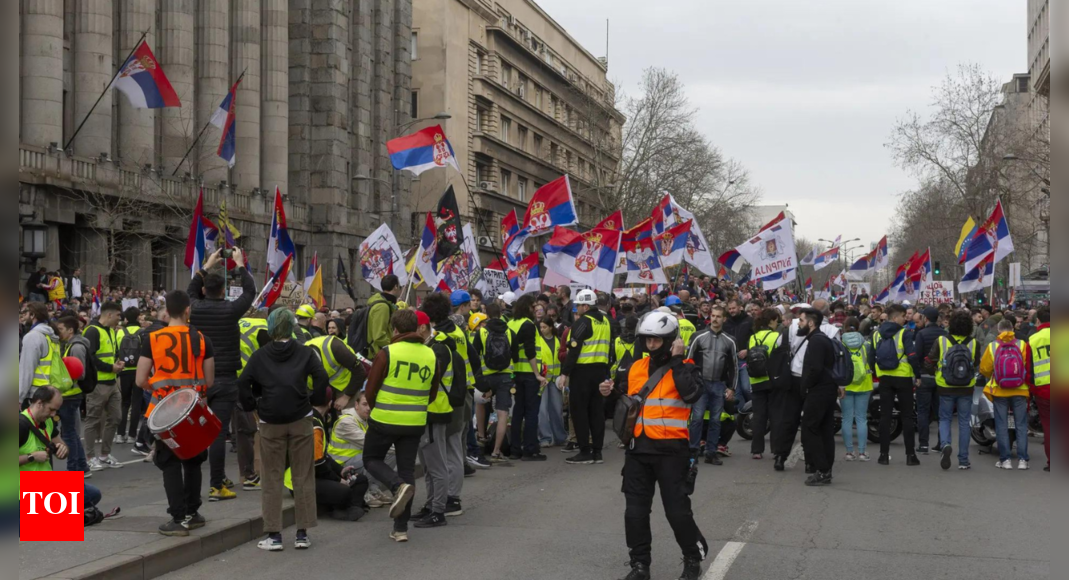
[147,389,222,460]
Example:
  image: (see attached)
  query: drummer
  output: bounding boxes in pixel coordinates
[136,290,216,537]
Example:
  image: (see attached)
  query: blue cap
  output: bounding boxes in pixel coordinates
[451,290,472,307]
[665,295,682,307]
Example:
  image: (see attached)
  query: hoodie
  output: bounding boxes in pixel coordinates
[875,321,919,378]
[237,340,329,425]
[980,331,1033,398]
[910,316,948,379]
[19,323,57,402]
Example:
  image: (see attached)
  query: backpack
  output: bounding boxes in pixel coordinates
[483,326,512,372]
[613,364,671,447]
[346,306,371,357]
[874,332,904,371]
[117,328,143,369]
[940,337,977,387]
[992,341,1027,389]
[849,345,870,385]
[828,338,855,388]
[746,331,773,378]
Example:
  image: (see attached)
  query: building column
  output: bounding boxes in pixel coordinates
[71,0,114,157]
[260,0,287,193]
[307,0,350,208]
[116,0,157,167]
[20,0,65,148]
[159,0,195,173]
[231,0,261,191]
[195,0,229,184]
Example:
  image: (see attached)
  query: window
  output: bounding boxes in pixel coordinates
[519,75,528,99]
[517,126,528,151]
[410,91,418,119]
[501,169,512,195]
[565,150,572,171]
[476,51,486,76]
[550,143,559,166]
[534,134,543,156]
[501,63,512,88]
[518,178,527,202]
[476,105,490,132]
[476,162,491,185]
[501,116,511,143]
[535,85,543,109]
[411,31,418,60]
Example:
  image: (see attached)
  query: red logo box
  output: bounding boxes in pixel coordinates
[20,471,85,542]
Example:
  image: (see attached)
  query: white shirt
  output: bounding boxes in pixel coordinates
[788,320,841,377]
[71,277,82,298]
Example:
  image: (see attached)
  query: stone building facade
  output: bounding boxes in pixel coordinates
[18,0,414,306]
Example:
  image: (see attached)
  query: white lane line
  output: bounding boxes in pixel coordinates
[784,443,805,470]
[703,520,759,580]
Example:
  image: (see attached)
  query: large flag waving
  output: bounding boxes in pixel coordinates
[962,200,1014,272]
[729,217,798,279]
[718,211,789,273]
[184,190,208,278]
[501,210,520,247]
[760,268,797,291]
[955,217,979,262]
[800,248,816,267]
[506,176,578,259]
[267,187,296,281]
[359,223,409,291]
[542,226,620,293]
[210,78,242,168]
[651,194,718,275]
[616,218,653,275]
[415,213,441,287]
[812,246,840,272]
[255,255,292,310]
[387,125,461,175]
[624,236,668,285]
[960,254,995,294]
[654,220,692,268]
[113,41,181,109]
[336,257,356,301]
[433,186,464,262]
[597,210,625,231]
[848,236,889,278]
[507,253,542,295]
[438,224,482,292]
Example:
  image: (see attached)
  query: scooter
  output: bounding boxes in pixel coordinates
[970,385,1032,454]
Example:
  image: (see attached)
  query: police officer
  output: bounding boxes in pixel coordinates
[560,289,612,465]
[604,311,707,580]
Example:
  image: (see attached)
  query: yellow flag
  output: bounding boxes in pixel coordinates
[308,266,325,309]
[954,216,977,259]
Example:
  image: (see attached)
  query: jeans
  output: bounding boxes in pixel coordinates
[736,363,752,409]
[539,382,568,446]
[938,394,973,466]
[58,396,88,473]
[689,381,726,456]
[510,373,542,456]
[841,390,872,455]
[85,484,101,508]
[993,396,1030,463]
[915,378,937,449]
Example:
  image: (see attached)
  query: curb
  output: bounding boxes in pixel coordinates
[39,505,296,580]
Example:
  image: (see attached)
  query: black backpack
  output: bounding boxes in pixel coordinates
[346,306,371,357]
[941,337,977,387]
[874,332,904,371]
[116,327,143,368]
[828,338,855,388]
[746,331,773,378]
[483,326,512,372]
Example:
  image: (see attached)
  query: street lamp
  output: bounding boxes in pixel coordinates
[21,220,47,273]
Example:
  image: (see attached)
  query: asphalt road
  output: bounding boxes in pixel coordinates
[157,423,1050,580]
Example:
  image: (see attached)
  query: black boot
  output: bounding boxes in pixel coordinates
[805,462,816,475]
[620,563,651,580]
[774,456,786,471]
[679,558,703,580]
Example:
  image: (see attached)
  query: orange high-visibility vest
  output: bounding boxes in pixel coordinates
[628,357,690,441]
[144,326,208,417]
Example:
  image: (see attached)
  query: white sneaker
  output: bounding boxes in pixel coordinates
[88,458,106,472]
[101,455,124,469]
[113,434,126,444]
[996,460,1014,470]
[844,453,856,462]
[1018,460,1030,471]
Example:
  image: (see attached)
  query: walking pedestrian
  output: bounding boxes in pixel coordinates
[54,316,91,475]
[925,309,982,471]
[686,305,738,465]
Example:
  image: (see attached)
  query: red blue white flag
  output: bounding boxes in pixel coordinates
[616,218,653,275]
[267,187,296,283]
[387,125,461,176]
[507,253,541,295]
[812,246,840,272]
[623,236,668,285]
[962,199,1014,272]
[506,176,578,259]
[542,226,620,293]
[113,41,181,109]
[255,255,292,309]
[183,190,208,278]
[210,78,241,168]
[654,220,693,268]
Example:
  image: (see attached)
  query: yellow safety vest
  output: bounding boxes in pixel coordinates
[536,332,561,379]
[306,335,355,392]
[239,318,268,372]
[846,343,874,393]
[479,326,513,376]
[1029,327,1050,387]
[369,341,436,428]
[935,335,979,388]
[31,332,55,389]
[115,325,140,373]
[428,333,455,417]
[507,318,536,374]
[85,324,117,382]
[19,410,54,472]
[59,343,83,397]
[610,337,636,379]
[327,414,365,465]
[748,330,781,385]
[679,319,696,349]
[873,329,912,379]
[577,314,611,365]
[441,325,474,390]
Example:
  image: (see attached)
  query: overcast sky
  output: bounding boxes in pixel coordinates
[536,0,1027,257]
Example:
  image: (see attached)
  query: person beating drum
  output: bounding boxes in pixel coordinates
[136,290,216,537]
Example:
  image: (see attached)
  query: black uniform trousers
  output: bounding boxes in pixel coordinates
[801,386,839,474]
[118,372,145,438]
[314,475,369,514]
[363,426,421,530]
[570,364,608,454]
[622,453,708,567]
[878,376,916,457]
[770,378,804,459]
[154,441,207,522]
[749,389,772,455]
[510,373,542,457]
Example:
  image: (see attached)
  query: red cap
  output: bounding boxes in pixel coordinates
[415,311,431,327]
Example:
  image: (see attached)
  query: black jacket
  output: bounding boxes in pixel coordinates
[188,267,257,388]
[561,310,610,377]
[723,313,753,355]
[911,324,948,378]
[875,321,920,377]
[800,331,837,393]
[628,355,702,457]
[237,340,329,425]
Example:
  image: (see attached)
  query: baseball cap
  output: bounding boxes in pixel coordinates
[415,311,431,328]
[451,290,471,308]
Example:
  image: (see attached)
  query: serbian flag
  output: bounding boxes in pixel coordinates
[210,78,242,168]
[501,210,520,247]
[812,246,840,272]
[183,190,209,278]
[887,258,915,303]
[960,253,995,293]
[507,253,541,295]
[760,268,797,291]
[623,236,668,286]
[506,176,578,258]
[718,211,789,273]
[849,236,889,276]
[267,187,296,282]
[804,277,813,292]
[616,218,653,275]
[387,125,461,176]
[717,265,729,279]
[113,41,181,109]
[542,226,620,293]
[654,220,692,268]
[651,194,672,235]
[303,253,319,294]
[906,248,933,293]
[415,213,441,287]
[962,199,1014,272]
[596,210,624,231]
[255,255,292,310]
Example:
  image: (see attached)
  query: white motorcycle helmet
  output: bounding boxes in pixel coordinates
[637,311,680,361]
[575,289,597,306]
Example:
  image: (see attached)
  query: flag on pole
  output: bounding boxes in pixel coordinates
[727,217,798,279]
[255,255,292,310]
[650,194,719,276]
[217,200,240,247]
[848,236,889,277]
[955,216,979,262]
[959,254,995,294]
[336,257,355,301]
[654,220,692,268]
[596,210,625,231]
[812,246,840,272]
[307,265,325,309]
[962,200,1014,272]
[386,125,461,175]
[717,211,790,273]
[805,277,813,293]
[501,210,520,247]
[113,41,181,109]
[800,248,816,266]
[542,226,621,293]
[433,186,464,262]
[906,248,933,293]
[507,253,542,295]
[760,268,797,291]
[623,236,668,285]
[267,187,296,282]
[210,78,241,167]
[183,190,208,278]
[616,218,653,275]
[506,176,578,259]
[358,223,409,291]
[415,212,441,288]
[437,224,481,292]
[303,253,319,293]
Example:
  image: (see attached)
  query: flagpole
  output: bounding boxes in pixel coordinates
[64,30,150,152]
[172,68,247,176]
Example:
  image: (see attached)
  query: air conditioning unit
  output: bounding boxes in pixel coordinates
[507,15,515,26]
[479,181,494,190]
[477,236,493,247]
[523,30,532,42]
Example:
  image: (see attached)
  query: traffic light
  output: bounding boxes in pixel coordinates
[933,261,941,276]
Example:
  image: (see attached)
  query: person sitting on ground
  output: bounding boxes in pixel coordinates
[285,400,369,522]
[331,391,397,508]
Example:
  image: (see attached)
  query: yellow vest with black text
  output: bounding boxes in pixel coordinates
[935,335,979,388]
[577,314,611,365]
[370,341,436,428]
[873,329,912,378]
[239,318,268,372]
[306,335,355,392]
[85,324,117,382]
[507,318,536,374]
[328,414,366,465]
[428,333,455,418]
[748,330,781,385]
[1029,327,1050,388]
[19,410,54,472]
[678,319,696,349]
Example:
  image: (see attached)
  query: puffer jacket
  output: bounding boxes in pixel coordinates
[187,267,256,386]
[686,329,739,390]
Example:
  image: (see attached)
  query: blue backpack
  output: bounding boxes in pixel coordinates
[874,332,903,371]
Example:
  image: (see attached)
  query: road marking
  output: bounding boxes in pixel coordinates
[703,520,758,580]
[784,443,805,470]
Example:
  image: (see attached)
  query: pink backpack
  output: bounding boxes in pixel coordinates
[992,341,1027,389]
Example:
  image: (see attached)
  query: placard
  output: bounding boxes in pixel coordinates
[480,268,510,301]
[919,281,955,305]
